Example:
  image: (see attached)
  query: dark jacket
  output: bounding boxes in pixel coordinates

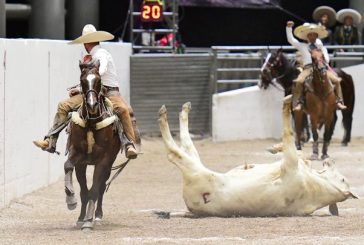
[334,25,359,45]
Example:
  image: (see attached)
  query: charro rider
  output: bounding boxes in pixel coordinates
[33,24,139,159]
[286,21,347,111]
[334,8,361,46]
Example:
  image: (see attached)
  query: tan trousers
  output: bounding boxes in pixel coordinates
[293,66,344,103]
[108,94,135,143]
[294,66,312,84]
[53,93,136,143]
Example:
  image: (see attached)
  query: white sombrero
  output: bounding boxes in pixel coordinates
[69,24,114,44]
[312,6,337,27]
[336,8,362,25]
[294,23,328,41]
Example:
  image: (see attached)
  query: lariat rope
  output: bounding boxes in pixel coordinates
[105,158,131,192]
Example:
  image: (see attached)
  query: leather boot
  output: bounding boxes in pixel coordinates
[114,110,138,159]
[334,82,347,110]
[33,113,67,153]
[292,82,304,111]
[126,144,138,159]
[33,136,59,153]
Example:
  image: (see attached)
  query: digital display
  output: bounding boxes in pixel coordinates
[141,0,164,22]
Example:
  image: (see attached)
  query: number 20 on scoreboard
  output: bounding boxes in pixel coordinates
[141,0,164,22]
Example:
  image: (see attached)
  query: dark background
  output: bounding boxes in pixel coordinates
[6,0,350,46]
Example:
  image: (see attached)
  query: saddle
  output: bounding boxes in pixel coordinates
[46,97,131,156]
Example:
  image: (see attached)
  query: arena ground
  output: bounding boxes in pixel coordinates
[0,137,363,244]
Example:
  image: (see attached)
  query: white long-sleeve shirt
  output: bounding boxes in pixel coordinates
[286,27,329,66]
[89,45,119,88]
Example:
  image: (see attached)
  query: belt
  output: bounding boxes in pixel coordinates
[103,86,119,92]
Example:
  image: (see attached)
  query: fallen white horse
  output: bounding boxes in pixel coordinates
[158,96,357,217]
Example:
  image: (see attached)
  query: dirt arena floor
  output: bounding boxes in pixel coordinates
[0,137,363,244]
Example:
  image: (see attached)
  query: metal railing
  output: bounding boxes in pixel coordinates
[210,45,364,93]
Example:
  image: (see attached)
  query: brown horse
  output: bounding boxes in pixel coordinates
[295,49,337,159]
[64,60,126,230]
[260,49,355,149]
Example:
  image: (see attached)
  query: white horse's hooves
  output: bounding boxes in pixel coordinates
[182,102,191,111]
[266,146,280,154]
[67,202,77,210]
[159,105,167,116]
[329,203,339,216]
[283,95,293,104]
[94,217,102,222]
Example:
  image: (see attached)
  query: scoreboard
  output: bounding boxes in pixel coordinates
[141,0,164,22]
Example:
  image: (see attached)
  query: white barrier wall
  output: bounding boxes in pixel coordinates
[212,86,284,141]
[213,65,364,141]
[0,39,132,208]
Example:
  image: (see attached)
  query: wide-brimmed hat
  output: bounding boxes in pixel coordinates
[69,24,114,44]
[312,6,337,27]
[336,8,362,25]
[294,23,328,41]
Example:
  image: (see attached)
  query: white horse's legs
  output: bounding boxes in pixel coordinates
[281,95,299,172]
[159,104,205,173]
[179,102,201,162]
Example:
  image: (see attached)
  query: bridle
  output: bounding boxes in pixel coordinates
[80,67,107,121]
[83,90,106,121]
[261,52,286,91]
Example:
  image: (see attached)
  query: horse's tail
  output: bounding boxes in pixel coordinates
[336,69,355,144]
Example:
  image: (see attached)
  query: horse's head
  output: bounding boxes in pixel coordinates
[79,60,102,116]
[259,49,285,89]
[311,49,327,76]
[319,158,359,199]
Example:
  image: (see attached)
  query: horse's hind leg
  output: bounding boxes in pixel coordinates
[341,111,353,146]
[179,102,201,162]
[75,164,88,227]
[64,159,77,210]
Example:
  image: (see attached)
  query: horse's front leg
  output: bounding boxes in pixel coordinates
[95,166,112,221]
[302,113,311,143]
[81,160,109,231]
[293,110,303,150]
[310,116,319,160]
[75,164,88,227]
[322,111,335,160]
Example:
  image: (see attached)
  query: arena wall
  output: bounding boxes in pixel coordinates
[212,64,364,141]
[0,39,131,208]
